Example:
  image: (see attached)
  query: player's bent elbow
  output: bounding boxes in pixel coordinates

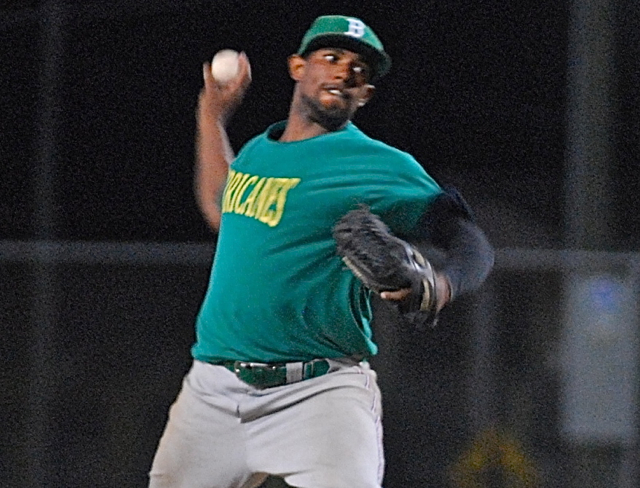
[198,201,222,232]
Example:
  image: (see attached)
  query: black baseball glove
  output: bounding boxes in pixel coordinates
[332,206,440,328]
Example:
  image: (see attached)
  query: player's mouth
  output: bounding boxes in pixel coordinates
[323,84,348,100]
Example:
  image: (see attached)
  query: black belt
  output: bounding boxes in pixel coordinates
[215,359,331,389]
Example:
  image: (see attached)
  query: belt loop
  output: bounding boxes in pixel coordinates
[285,362,304,383]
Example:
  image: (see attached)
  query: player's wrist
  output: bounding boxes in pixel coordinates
[433,273,452,311]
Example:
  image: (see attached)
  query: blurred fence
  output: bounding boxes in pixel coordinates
[1,241,639,487]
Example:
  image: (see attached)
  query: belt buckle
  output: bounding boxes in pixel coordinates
[233,361,284,388]
[233,361,275,373]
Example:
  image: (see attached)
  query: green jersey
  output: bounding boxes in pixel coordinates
[191,121,441,363]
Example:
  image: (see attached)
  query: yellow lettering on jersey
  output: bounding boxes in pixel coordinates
[230,173,251,212]
[269,178,300,227]
[243,177,266,217]
[221,169,240,213]
[220,169,233,213]
[257,178,281,226]
[234,175,259,214]
[221,171,301,227]
[256,178,301,227]
[252,178,275,219]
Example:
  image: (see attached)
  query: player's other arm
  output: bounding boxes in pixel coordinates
[194,53,251,231]
[409,186,494,303]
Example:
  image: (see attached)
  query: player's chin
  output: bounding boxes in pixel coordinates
[303,94,356,131]
[321,93,358,113]
[317,112,351,131]
[312,104,356,131]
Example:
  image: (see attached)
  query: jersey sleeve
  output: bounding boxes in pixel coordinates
[365,148,442,237]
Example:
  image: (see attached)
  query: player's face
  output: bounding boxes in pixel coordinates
[289,48,375,131]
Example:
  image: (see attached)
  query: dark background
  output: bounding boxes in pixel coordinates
[4,1,640,246]
[2,0,640,487]
[2,0,575,245]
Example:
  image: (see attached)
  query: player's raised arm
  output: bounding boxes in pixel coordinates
[194,51,251,231]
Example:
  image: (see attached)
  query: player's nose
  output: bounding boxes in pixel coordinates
[334,62,360,87]
[332,59,351,79]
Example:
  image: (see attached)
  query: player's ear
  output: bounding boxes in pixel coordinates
[288,54,306,81]
[357,84,376,108]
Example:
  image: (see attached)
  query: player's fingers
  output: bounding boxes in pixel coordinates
[238,52,252,82]
[199,56,246,122]
[202,62,217,88]
[434,274,452,311]
[225,52,251,93]
[380,288,412,301]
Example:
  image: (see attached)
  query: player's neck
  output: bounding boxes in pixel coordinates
[277,109,331,141]
[279,102,348,142]
[279,120,329,142]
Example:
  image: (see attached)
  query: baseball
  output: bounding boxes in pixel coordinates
[211,49,240,84]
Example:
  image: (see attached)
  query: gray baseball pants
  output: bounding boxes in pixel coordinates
[149,359,384,488]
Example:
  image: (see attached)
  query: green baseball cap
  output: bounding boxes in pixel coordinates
[297,15,392,81]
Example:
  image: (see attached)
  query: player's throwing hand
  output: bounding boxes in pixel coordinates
[199,51,252,126]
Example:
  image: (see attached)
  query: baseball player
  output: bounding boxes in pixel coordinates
[149,15,494,488]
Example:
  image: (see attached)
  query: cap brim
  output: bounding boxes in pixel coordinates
[299,34,391,81]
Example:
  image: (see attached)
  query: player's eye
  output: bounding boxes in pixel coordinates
[323,53,338,62]
[352,64,371,80]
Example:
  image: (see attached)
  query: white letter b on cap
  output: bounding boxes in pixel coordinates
[345,18,365,38]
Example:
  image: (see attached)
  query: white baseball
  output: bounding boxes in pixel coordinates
[211,49,240,84]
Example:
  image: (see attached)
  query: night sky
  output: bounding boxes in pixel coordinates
[1,0,638,248]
